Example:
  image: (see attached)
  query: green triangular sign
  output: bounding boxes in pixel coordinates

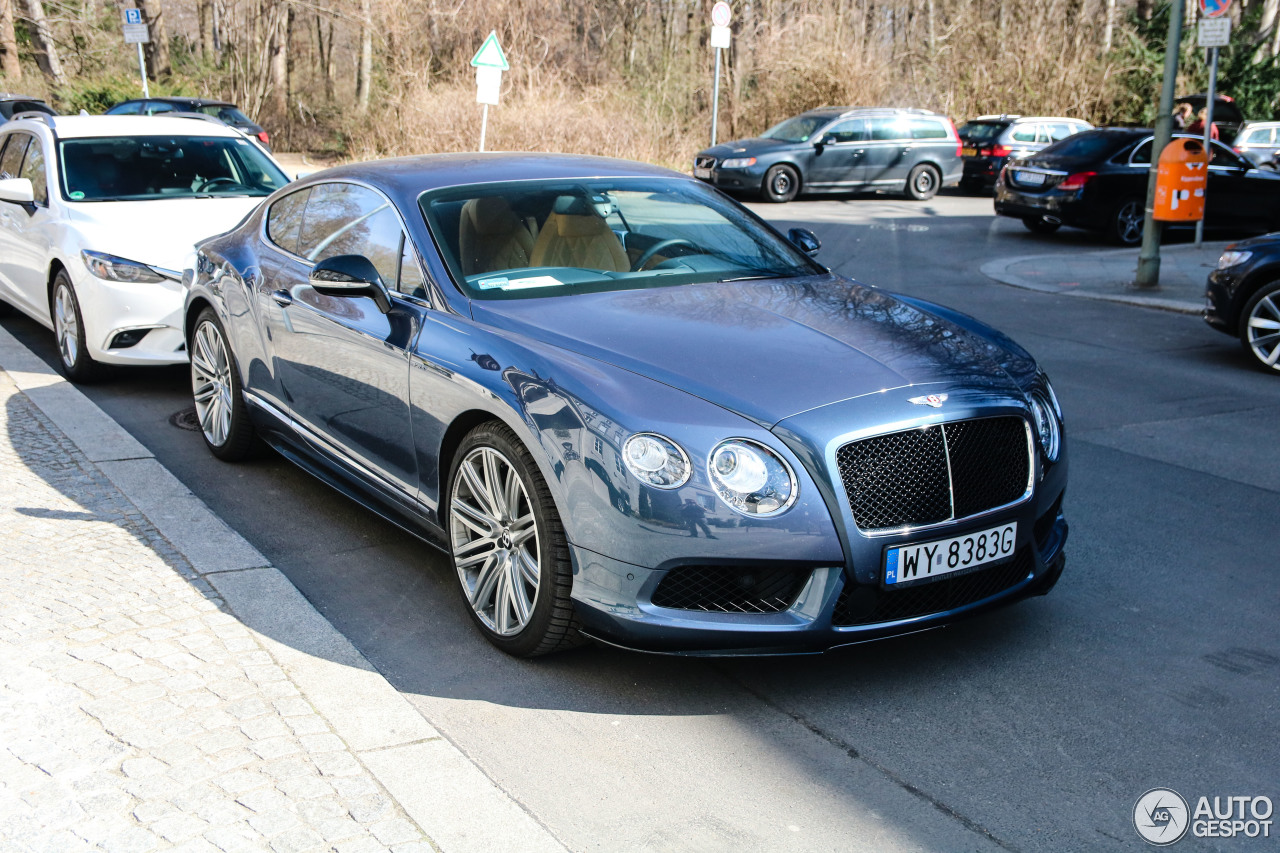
[470,31,509,70]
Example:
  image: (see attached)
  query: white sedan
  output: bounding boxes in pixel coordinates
[0,114,290,381]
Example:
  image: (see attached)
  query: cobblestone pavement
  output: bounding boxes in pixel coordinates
[0,369,434,853]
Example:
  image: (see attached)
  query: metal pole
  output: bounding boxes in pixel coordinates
[711,47,721,147]
[479,103,489,153]
[1136,0,1185,289]
[137,43,150,98]
[1195,47,1218,247]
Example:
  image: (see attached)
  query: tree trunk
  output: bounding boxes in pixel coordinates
[0,0,21,80]
[21,0,65,87]
[316,15,334,101]
[356,0,372,112]
[1260,0,1280,59]
[1103,0,1116,51]
[267,1,288,117]
[198,0,215,62]
[1136,0,1155,22]
[140,0,171,78]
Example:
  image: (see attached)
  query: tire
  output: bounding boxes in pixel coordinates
[1106,197,1145,246]
[1239,280,1280,374]
[905,164,941,200]
[447,422,583,657]
[761,164,800,203]
[50,270,102,383]
[1022,216,1061,235]
[190,307,257,461]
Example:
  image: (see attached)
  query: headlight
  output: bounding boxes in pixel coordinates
[719,157,757,169]
[622,433,690,489]
[707,439,797,516]
[81,250,165,283]
[1217,250,1252,270]
[1028,390,1061,462]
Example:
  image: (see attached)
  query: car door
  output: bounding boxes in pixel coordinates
[0,132,55,318]
[860,117,914,187]
[1204,141,1273,230]
[807,118,869,188]
[266,181,424,500]
[0,132,31,309]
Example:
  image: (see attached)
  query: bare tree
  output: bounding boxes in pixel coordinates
[0,0,21,80]
[356,0,371,112]
[21,0,65,86]
[140,0,171,78]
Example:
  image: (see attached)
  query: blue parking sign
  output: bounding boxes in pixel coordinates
[124,8,142,24]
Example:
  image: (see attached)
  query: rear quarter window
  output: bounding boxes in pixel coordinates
[911,119,949,140]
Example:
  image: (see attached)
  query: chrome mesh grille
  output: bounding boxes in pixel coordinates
[836,417,1030,531]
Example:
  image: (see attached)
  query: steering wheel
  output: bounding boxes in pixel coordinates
[197,177,241,193]
[632,238,698,271]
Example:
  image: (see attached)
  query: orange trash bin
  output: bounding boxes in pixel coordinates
[1153,138,1209,222]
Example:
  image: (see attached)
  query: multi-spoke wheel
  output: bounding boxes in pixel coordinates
[1107,197,1144,246]
[448,423,581,656]
[50,271,101,383]
[1240,281,1280,373]
[190,308,256,460]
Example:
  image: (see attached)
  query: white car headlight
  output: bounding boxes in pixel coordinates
[81,250,165,283]
[719,157,757,169]
[622,433,690,489]
[707,439,797,516]
[1217,250,1252,270]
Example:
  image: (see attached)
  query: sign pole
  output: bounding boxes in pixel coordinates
[1195,47,1219,247]
[1136,0,1185,289]
[708,3,731,148]
[137,42,149,98]
[711,48,721,147]
[479,103,489,153]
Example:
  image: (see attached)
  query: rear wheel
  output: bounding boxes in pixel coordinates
[1022,216,1061,235]
[905,164,941,200]
[1106,197,1145,246]
[1239,281,1280,373]
[447,422,583,657]
[761,164,800,203]
[50,271,102,383]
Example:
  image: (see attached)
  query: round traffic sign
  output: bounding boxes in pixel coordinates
[711,1,731,28]
[1199,0,1230,17]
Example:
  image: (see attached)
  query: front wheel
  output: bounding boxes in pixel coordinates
[190,308,257,461]
[905,164,941,200]
[761,164,800,203]
[1106,198,1145,246]
[51,271,102,383]
[447,422,583,657]
[1240,281,1280,373]
[1022,216,1061,235]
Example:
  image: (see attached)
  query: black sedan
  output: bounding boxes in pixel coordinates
[994,128,1280,245]
[106,97,271,149]
[1205,234,1280,373]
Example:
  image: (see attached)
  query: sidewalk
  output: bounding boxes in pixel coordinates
[0,325,566,852]
[980,239,1229,314]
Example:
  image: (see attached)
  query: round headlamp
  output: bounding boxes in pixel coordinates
[622,433,690,489]
[1029,390,1061,462]
[707,439,797,516]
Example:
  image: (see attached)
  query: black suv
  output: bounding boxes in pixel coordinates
[105,97,270,149]
[694,107,962,202]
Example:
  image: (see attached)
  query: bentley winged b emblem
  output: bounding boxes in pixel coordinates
[908,393,948,408]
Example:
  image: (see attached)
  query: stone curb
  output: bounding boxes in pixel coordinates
[0,325,568,853]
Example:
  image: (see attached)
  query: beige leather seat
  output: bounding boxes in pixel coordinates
[530,196,629,272]
[458,196,536,275]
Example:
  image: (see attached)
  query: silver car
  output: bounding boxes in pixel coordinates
[959,115,1092,192]
[1233,121,1280,166]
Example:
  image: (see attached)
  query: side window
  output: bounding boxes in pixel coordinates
[297,182,404,285]
[823,119,867,143]
[1010,125,1038,143]
[19,137,47,205]
[0,132,30,179]
[266,188,311,255]
[1048,123,1076,142]
[109,101,142,115]
[1209,142,1247,168]
[910,119,948,140]
[145,102,178,115]
[868,117,907,141]
[1129,140,1153,165]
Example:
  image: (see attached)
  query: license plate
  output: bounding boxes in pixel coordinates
[693,167,712,179]
[1016,170,1046,186]
[962,147,978,157]
[884,522,1017,587]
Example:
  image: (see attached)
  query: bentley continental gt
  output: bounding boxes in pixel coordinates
[184,153,1068,657]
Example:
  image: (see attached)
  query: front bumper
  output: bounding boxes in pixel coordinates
[1205,265,1245,335]
[71,266,189,366]
[695,167,766,194]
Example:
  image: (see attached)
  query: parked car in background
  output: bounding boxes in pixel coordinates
[1232,121,1280,166]
[1205,235,1280,373]
[0,94,56,122]
[185,152,1068,656]
[1176,93,1244,142]
[0,114,291,381]
[993,128,1280,244]
[106,97,271,150]
[694,107,963,202]
[958,115,1092,192]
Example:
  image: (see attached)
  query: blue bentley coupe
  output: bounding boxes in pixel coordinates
[183,153,1068,657]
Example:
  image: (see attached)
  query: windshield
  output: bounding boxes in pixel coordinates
[58,135,288,201]
[421,177,822,301]
[762,115,827,143]
[959,121,1007,142]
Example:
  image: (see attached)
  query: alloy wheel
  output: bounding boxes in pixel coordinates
[450,446,541,636]
[1246,291,1280,370]
[1116,201,1143,245]
[53,284,79,369]
[190,320,235,447]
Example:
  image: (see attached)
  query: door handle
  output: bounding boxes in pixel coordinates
[271,290,293,307]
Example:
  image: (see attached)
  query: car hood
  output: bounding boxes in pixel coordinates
[471,276,1030,427]
[698,137,802,159]
[64,197,263,272]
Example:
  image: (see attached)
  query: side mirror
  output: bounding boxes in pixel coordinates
[309,254,392,313]
[0,177,35,204]
[815,134,836,148]
[788,227,821,258]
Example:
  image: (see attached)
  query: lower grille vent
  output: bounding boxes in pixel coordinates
[651,566,812,614]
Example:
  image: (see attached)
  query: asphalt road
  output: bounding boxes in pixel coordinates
[5,190,1277,852]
